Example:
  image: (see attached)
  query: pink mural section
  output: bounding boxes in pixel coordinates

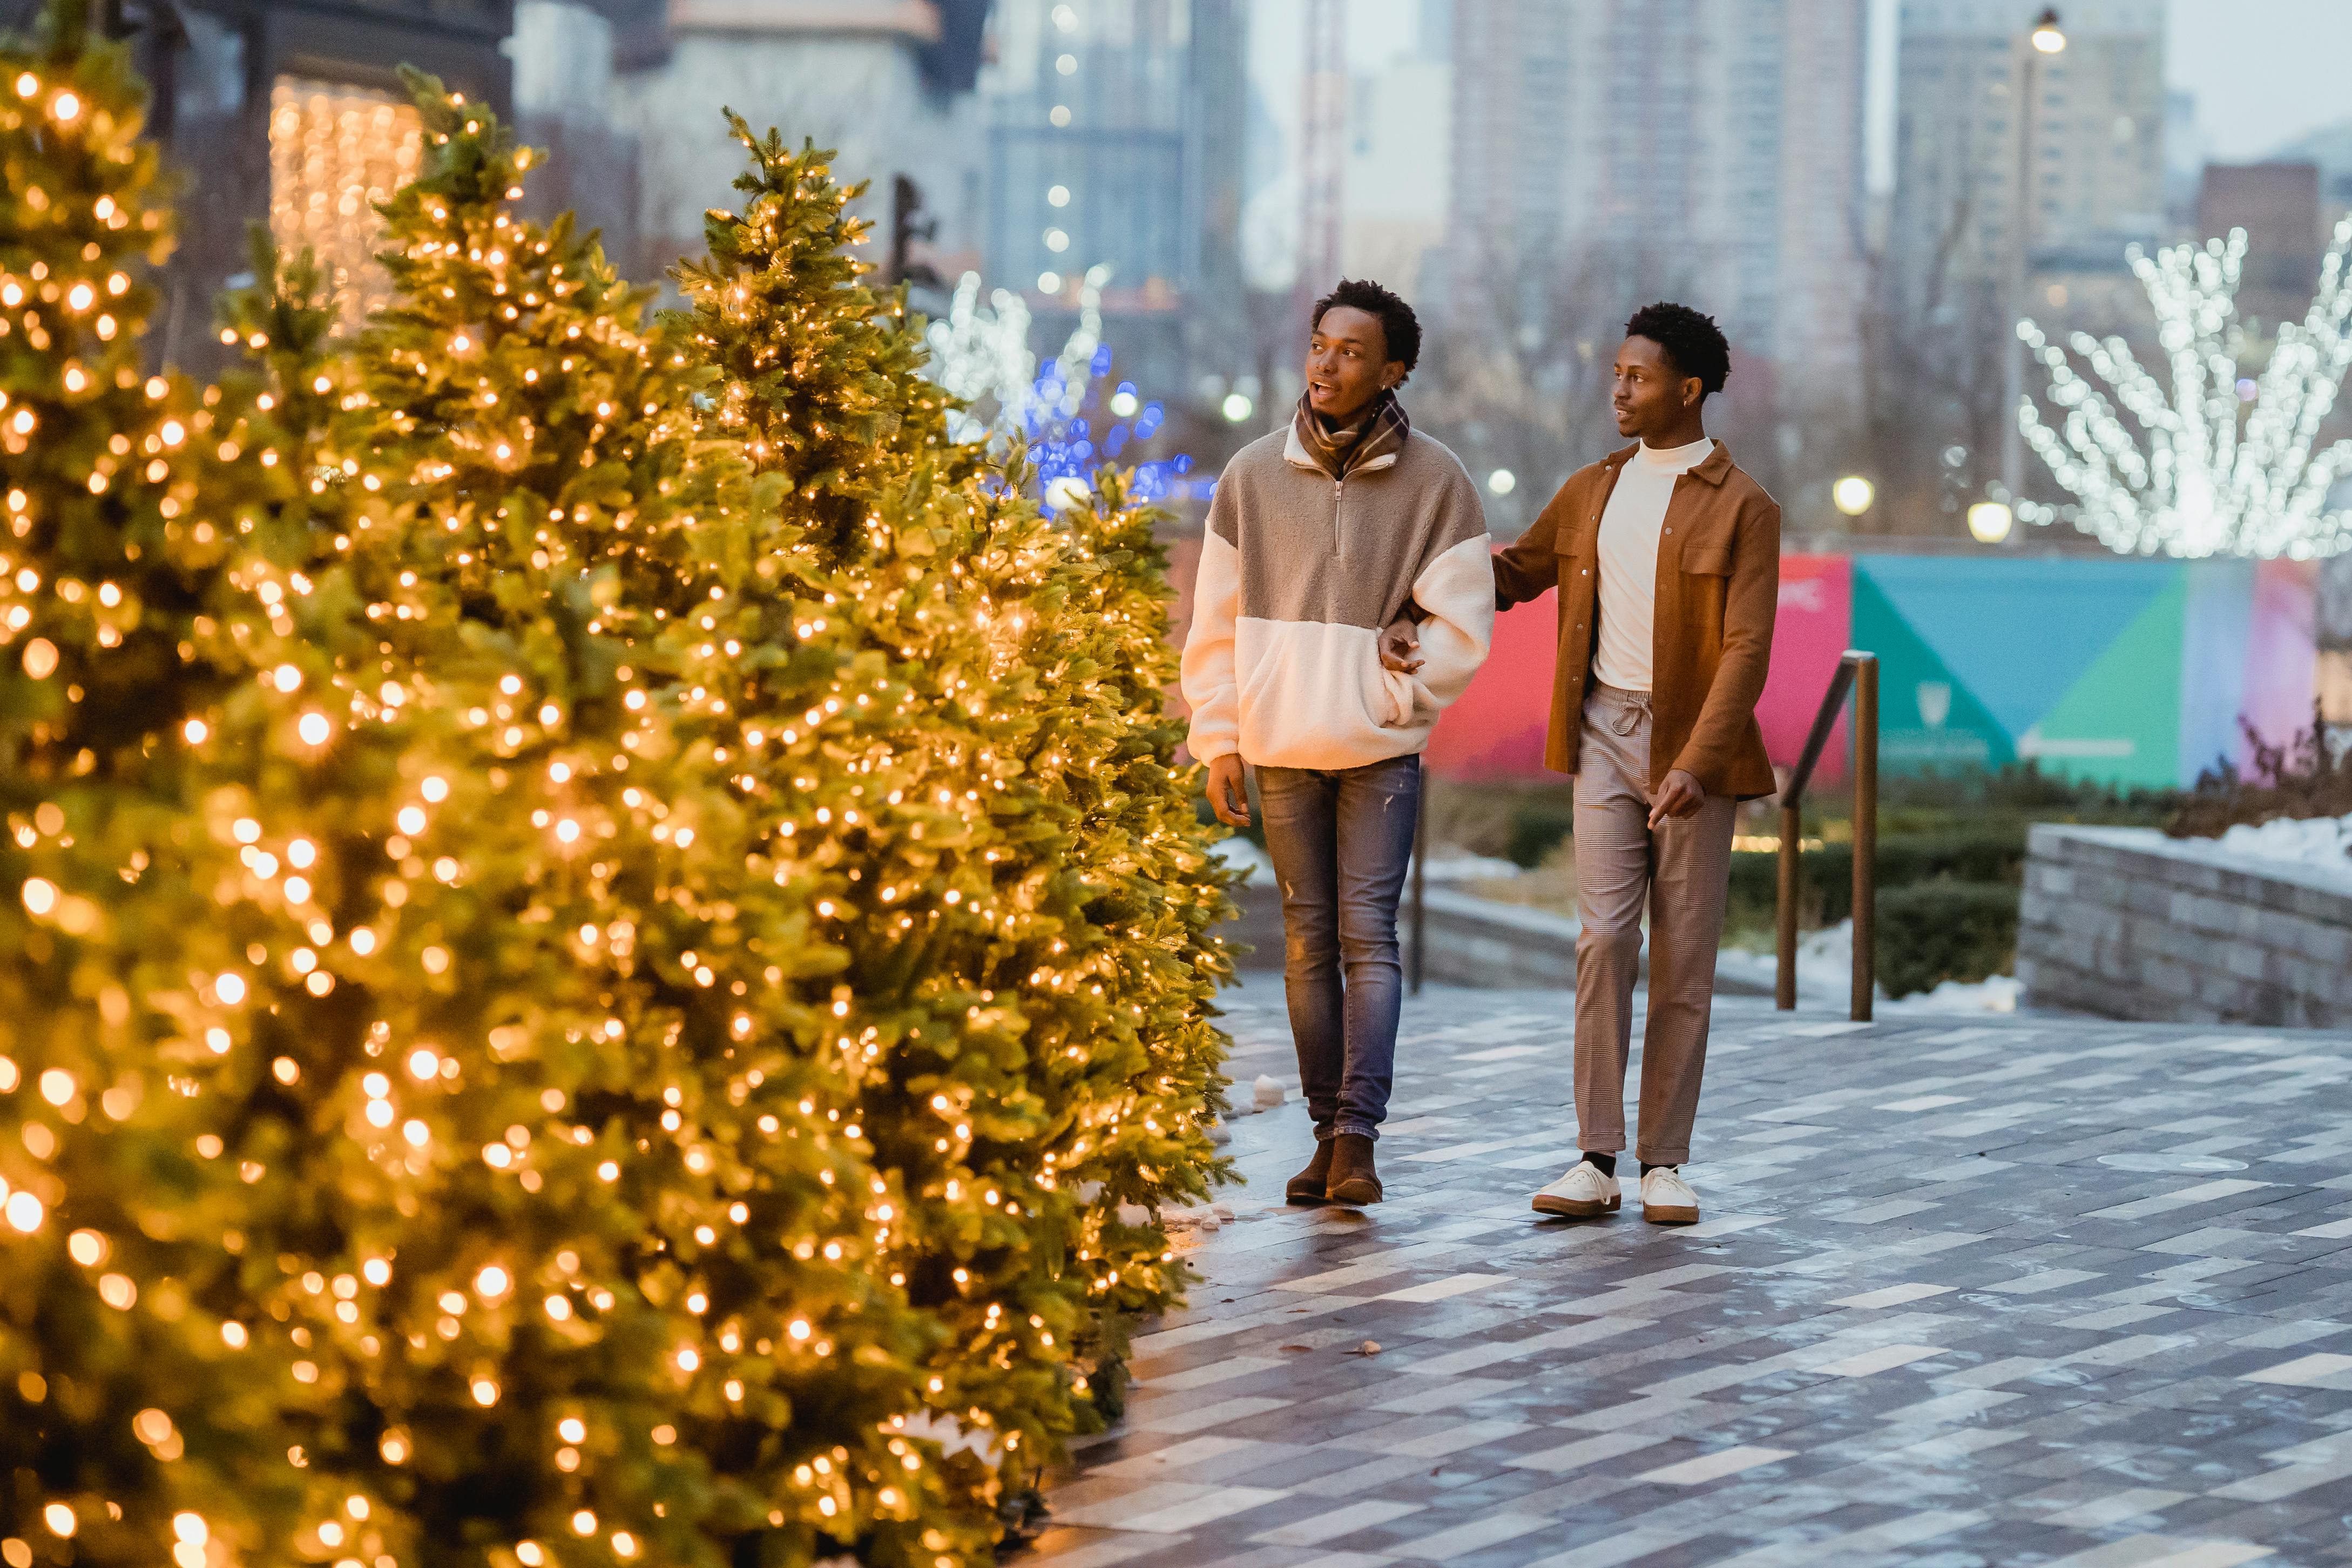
[1422,591,1555,777]
[2237,559,2317,773]
[1753,555,1854,787]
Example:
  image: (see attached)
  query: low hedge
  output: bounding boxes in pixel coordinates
[1505,799,1578,867]
[1878,882,2019,997]
[1726,827,2027,930]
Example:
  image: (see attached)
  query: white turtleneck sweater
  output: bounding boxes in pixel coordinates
[1592,436,1714,693]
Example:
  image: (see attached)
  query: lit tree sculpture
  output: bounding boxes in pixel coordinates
[2017,217,2352,558]
[921,265,1114,445]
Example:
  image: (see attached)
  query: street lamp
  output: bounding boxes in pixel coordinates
[2000,8,2065,503]
[1968,501,2015,544]
[1832,475,1875,517]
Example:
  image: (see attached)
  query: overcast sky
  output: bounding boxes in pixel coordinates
[1241,1,2352,281]
[2165,0,2352,160]
[1256,2,2352,169]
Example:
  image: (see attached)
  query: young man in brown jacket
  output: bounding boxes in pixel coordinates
[1493,302,1780,1225]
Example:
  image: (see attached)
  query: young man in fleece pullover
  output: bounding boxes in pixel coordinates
[1181,278,1494,1207]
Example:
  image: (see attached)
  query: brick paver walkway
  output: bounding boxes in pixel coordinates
[1025,979,2352,1567]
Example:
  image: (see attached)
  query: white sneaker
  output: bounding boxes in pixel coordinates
[1640,1167,1700,1225]
[1532,1161,1621,1218]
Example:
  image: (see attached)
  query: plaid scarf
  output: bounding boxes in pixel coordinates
[1292,389,1411,481]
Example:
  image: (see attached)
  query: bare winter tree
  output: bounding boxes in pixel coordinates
[1413,235,1810,536]
[1410,239,1681,534]
[1857,189,2014,537]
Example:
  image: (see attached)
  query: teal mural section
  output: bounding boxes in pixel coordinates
[1427,549,2315,790]
[1850,565,2013,772]
[2179,559,2258,782]
[2022,569,2186,789]
[1850,556,2205,789]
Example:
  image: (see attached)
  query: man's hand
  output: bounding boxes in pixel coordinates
[1647,768,1704,829]
[1207,753,1252,827]
[1378,618,1423,674]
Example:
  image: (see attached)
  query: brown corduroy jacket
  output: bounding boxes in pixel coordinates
[1493,440,1781,799]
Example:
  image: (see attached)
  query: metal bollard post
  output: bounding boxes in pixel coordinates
[1775,800,1800,1011]
[1850,655,1879,1023]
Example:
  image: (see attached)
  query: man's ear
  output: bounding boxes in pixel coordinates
[1682,376,1705,410]
[1381,362,1408,392]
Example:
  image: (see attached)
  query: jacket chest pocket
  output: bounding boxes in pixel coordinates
[1679,534,1733,576]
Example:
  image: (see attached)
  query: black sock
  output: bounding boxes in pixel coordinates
[1639,1161,1678,1177]
[1581,1152,1617,1178]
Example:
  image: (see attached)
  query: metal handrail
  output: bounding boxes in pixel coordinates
[1776,651,1879,1020]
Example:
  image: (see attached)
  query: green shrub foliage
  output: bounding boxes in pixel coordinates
[1875,883,2019,999]
[1727,828,2028,931]
[0,11,1228,1566]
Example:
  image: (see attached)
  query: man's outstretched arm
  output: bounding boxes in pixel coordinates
[1492,490,1563,609]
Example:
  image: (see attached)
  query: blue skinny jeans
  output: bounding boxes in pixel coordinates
[1254,754,1421,1143]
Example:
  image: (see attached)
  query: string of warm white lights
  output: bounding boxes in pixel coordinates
[2017,218,2352,558]
[267,77,423,334]
[2,8,1232,1565]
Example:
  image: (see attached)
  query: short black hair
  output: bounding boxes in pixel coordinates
[1624,301,1730,396]
[1312,278,1422,372]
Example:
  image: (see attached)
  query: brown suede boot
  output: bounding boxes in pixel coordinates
[1286,1139,1336,1204]
[1326,1133,1382,1206]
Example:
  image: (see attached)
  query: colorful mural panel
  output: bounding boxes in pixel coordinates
[1423,552,2319,789]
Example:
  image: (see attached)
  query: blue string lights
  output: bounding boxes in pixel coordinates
[921,271,1196,512]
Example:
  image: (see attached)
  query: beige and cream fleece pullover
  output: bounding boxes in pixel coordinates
[1181,421,1495,770]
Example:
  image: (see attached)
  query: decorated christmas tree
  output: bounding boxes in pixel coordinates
[234,77,975,1567]
[0,6,417,1559]
[673,123,1236,1508]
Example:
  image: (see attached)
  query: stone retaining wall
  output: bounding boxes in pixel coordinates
[2018,823,2352,1026]
[1414,887,1582,989]
[1412,888,1774,997]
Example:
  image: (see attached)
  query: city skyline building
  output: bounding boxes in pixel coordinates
[1887,0,2166,315]
[1443,0,1869,404]
[1337,32,1450,297]
[2197,161,2326,332]
[979,0,1247,402]
[1887,0,2166,501]
[616,0,992,288]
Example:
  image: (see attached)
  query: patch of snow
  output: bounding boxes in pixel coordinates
[896,1409,1003,1466]
[1895,974,2023,1015]
[1412,852,1526,882]
[1212,839,1523,884]
[2213,811,2352,873]
[1222,1071,1294,1119]
[1782,919,2018,1015]
[1213,836,1273,880]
